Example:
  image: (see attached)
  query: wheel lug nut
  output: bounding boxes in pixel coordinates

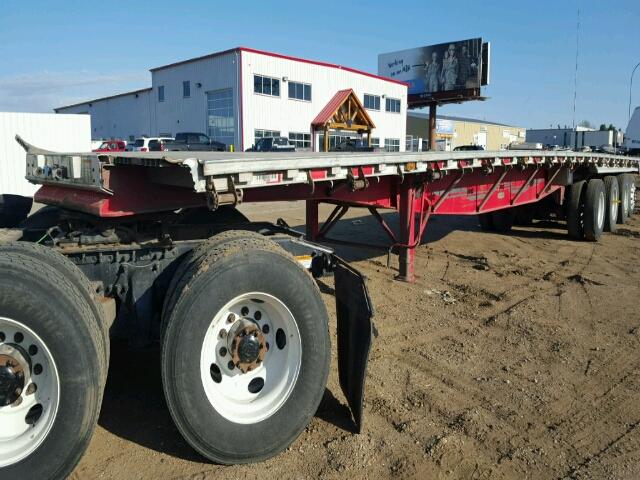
[219,329,227,339]
[219,347,227,357]
[227,313,235,324]
[26,383,37,395]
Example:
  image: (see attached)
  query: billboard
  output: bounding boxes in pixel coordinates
[378,38,489,106]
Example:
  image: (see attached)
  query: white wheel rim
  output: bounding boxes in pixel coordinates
[611,187,619,222]
[0,317,60,467]
[630,182,636,212]
[199,292,301,424]
[597,191,605,230]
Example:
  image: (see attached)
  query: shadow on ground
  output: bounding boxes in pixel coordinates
[98,342,355,461]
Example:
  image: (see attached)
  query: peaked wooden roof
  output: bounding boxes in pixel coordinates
[311,89,375,130]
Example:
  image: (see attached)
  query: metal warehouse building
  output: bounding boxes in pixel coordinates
[406,112,525,151]
[55,47,408,152]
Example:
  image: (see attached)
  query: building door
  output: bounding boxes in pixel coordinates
[207,89,235,149]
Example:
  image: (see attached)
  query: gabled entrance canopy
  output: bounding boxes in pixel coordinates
[311,89,376,151]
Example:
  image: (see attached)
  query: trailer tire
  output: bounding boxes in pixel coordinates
[602,176,619,233]
[161,238,330,464]
[0,251,105,479]
[161,230,268,336]
[617,174,631,224]
[567,180,586,240]
[477,213,493,231]
[491,209,514,233]
[583,179,606,241]
[628,175,636,216]
[0,242,109,374]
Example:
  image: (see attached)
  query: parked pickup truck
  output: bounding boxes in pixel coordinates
[246,136,296,152]
[163,132,226,151]
[331,138,374,152]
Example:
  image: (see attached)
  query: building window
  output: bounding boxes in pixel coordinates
[371,138,380,149]
[255,129,280,144]
[158,86,165,102]
[207,89,235,148]
[183,81,190,98]
[254,75,280,97]
[288,82,311,101]
[384,138,400,152]
[363,94,380,111]
[385,98,400,113]
[289,132,311,149]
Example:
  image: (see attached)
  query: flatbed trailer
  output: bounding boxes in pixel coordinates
[0,136,638,479]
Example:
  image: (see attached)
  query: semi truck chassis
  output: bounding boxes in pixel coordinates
[0,136,638,479]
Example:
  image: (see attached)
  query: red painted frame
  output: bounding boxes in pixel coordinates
[34,163,566,282]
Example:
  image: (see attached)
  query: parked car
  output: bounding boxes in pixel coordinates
[162,132,225,152]
[93,140,127,152]
[148,138,176,152]
[128,137,174,152]
[246,136,296,152]
[331,138,374,152]
[453,145,484,151]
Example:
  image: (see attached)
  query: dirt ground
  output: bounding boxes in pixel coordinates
[71,198,640,480]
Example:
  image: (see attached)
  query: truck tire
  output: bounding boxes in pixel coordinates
[0,251,106,480]
[0,195,33,228]
[583,179,606,241]
[617,174,631,224]
[491,209,514,233]
[629,176,636,216]
[477,213,493,230]
[161,230,267,336]
[602,176,619,233]
[567,180,586,240]
[161,238,330,464]
[0,243,109,374]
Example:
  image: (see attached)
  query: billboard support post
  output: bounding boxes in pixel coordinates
[428,103,437,151]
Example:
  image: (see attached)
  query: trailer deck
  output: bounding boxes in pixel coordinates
[18,135,640,281]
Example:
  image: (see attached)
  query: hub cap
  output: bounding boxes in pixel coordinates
[0,317,60,467]
[200,293,302,424]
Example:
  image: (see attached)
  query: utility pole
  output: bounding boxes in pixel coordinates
[629,61,640,122]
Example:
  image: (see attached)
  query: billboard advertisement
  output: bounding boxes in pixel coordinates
[378,38,489,106]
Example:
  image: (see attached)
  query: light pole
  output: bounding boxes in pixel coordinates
[629,61,640,122]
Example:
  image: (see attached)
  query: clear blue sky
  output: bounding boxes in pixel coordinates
[1,0,638,130]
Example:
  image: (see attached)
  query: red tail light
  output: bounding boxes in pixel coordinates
[160,144,167,151]
[141,147,148,152]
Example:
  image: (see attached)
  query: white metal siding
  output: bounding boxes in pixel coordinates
[241,51,407,151]
[0,112,91,196]
[56,90,151,141]
[151,52,240,144]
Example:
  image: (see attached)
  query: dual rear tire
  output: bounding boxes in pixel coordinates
[0,243,107,480]
[161,233,331,464]
[567,174,635,241]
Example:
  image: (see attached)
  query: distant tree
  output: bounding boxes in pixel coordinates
[599,124,607,131]
[578,120,593,129]
[608,124,615,131]
[557,124,562,129]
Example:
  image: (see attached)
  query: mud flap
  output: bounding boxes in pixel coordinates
[333,257,374,433]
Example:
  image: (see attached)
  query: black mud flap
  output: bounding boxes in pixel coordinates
[333,257,374,433]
